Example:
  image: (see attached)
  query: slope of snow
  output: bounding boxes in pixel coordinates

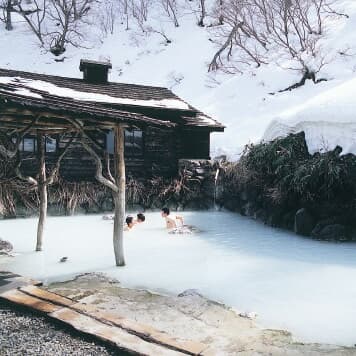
[0,1,356,158]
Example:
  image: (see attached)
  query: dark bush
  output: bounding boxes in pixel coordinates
[222,132,356,239]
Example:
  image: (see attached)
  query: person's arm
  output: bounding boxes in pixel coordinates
[175,215,184,226]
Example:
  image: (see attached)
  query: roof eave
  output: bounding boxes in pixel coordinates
[0,91,176,128]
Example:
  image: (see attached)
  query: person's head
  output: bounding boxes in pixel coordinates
[126,216,134,228]
[136,213,145,223]
[161,207,170,217]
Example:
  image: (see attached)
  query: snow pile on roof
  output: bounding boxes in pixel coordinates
[0,77,43,99]
[263,78,356,155]
[0,76,190,110]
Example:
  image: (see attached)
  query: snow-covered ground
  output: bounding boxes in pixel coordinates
[1,212,356,347]
[1,1,356,159]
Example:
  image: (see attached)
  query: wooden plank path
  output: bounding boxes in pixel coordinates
[0,276,210,356]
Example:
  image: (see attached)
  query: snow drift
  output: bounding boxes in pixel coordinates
[263,78,356,155]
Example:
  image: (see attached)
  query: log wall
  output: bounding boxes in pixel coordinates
[17,127,211,180]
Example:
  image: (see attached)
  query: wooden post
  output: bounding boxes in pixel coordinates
[113,125,125,266]
[36,133,47,251]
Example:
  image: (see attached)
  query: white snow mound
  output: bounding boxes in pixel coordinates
[263,78,356,155]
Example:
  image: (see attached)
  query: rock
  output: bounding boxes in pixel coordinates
[177,289,203,298]
[253,209,267,222]
[241,202,256,217]
[294,208,315,236]
[282,211,295,230]
[311,219,335,236]
[312,224,350,241]
[239,311,258,319]
[266,210,284,227]
[102,215,114,221]
[0,238,13,253]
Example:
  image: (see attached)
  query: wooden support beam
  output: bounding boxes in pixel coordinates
[113,124,126,266]
[36,133,47,252]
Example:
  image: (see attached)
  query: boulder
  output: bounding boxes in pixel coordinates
[282,211,295,230]
[312,224,349,241]
[0,238,13,254]
[294,208,315,236]
[241,202,256,217]
[266,210,284,227]
[253,209,267,223]
[178,289,203,298]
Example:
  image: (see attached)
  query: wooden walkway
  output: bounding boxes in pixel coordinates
[0,272,209,356]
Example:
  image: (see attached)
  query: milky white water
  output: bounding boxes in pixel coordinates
[1,211,356,346]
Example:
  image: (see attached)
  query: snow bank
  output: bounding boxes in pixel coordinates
[263,78,356,154]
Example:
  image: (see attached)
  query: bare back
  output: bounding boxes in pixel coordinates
[165,216,177,229]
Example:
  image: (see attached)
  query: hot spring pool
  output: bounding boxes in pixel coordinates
[1,211,356,346]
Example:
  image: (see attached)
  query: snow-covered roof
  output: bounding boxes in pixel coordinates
[263,78,356,155]
[0,76,191,110]
[0,68,224,131]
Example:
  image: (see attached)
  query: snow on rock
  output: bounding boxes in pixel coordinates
[263,77,356,155]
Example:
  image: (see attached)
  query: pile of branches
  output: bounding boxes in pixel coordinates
[126,170,204,209]
[0,169,206,217]
[50,179,111,215]
[0,178,38,216]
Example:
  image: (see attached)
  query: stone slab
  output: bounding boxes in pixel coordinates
[50,307,186,356]
[71,302,208,355]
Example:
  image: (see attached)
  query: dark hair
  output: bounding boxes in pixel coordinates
[161,207,170,215]
[137,213,145,222]
[126,216,134,225]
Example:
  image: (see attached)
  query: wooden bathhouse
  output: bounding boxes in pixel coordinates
[0,60,224,180]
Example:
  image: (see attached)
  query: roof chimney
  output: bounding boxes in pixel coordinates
[79,59,112,84]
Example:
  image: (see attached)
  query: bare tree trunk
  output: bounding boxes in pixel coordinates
[198,0,206,26]
[113,125,125,266]
[36,133,47,252]
[5,0,13,30]
[218,0,224,25]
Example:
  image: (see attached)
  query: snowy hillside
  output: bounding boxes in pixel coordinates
[1,0,356,159]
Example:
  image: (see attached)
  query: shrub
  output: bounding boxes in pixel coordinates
[223,132,356,228]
